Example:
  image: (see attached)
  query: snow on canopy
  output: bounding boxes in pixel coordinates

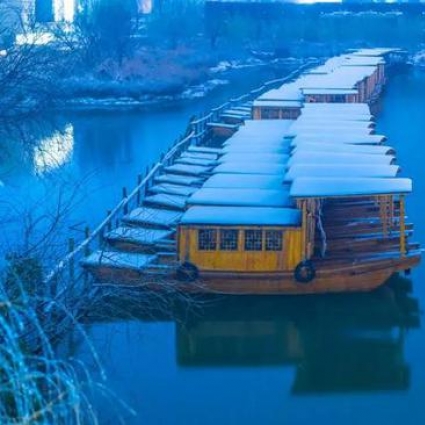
[291,142,394,155]
[342,56,384,67]
[349,48,402,57]
[222,144,290,154]
[242,119,293,131]
[179,48,412,227]
[299,66,380,91]
[286,126,374,138]
[284,164,400,181]
[302,103,371,113]
[256,83,304,102]
[290,177,412,198]
[188,188,293,208]
[288,151,395,166]
[204,173,285,190]
[302,88,358,95]
[252,100,303,108]
[290,134,386,145]
[180,206,301,227]
[218,153,290,165]
[214,162,287,175]
[295,113,374,122]
[289,120,375,131]
[223,133,285,146]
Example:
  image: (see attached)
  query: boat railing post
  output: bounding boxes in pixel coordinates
[399,194,406,257]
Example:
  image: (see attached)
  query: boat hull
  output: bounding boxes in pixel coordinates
[87,251,421,295]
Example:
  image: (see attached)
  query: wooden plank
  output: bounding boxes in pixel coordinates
[105,227,173,245]
[163,163,213,176]
[149,184,198,197]
[123,207,182,228]
[175,157,218,167]
[154,173,204,186]
[144,194,187,210]
[82,251,156,270]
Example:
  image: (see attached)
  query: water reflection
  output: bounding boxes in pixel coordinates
[0,116,71,182]
[34,123,74,174]
[176,276,419,394]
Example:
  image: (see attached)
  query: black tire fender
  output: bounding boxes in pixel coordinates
[176,261,199,282]
[294,260,316,284]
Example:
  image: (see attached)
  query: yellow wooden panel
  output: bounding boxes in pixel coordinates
[178,226,303,272]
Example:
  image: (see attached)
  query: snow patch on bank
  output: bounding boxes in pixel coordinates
[181,79,229,100]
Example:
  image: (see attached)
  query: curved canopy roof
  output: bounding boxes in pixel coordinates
[180,206,301,227]
[288,151,395,166]
[292,142,394,155]
[188,188,293,208]
[222,144,290,154]
[290,134,386,145]
[219,153,290,165]
[204,173,285,189]
[290,177,412,198]
[214,163,287,175]
[284,164,400,181]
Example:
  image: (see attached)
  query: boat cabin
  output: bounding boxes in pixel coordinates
[252,85,304,120]
[178,206,303,273]
[252,100,303,120]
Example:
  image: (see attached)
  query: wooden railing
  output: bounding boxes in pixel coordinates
[44,59,318,289]
[44,130,197,289]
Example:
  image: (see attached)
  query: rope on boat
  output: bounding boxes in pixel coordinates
[317,200,327,258]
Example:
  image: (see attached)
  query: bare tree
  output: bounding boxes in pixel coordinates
[71,0,139,66]
[0,1,69,119]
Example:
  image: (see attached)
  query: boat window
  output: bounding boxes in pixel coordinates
[265,230,283,251]
[220,229,239,251]
[198,229,217,251]
[244,230,263,251]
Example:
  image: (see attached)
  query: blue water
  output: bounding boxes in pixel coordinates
[2,63,424,424]
[0,65,284,256]
[70,68,425,425]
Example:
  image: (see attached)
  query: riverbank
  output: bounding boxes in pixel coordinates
[58,46,306,110]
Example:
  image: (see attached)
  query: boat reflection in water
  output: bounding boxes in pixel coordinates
[176,275,420,394]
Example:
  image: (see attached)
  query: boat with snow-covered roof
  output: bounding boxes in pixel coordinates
[81,48,421,294]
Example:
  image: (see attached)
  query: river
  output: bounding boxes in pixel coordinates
[0,64,290,262]
[2,65,425,424]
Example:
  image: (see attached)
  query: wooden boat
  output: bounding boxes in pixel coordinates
[82,48,421,294]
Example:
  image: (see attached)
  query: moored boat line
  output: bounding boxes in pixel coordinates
[81,48,421,294]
